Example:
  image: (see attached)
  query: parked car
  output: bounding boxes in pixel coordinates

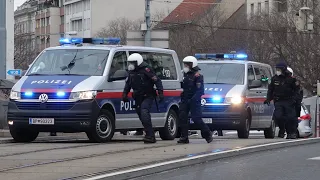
[275,103,312,138]
[297,103,312,138]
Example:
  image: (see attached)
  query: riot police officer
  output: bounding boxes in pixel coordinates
[264,62,299,139]
[122,53,164,143]
[177,56,213,144]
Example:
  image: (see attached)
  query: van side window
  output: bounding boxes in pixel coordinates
[260,66,272,88]
[248,65,255,82]
[129,51,177,80]
[253,65,262,80]
[109,51,127,78]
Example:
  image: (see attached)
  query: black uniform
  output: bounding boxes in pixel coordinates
[178,67,212,144]
[266,72,298,139]
[122,62,164,143]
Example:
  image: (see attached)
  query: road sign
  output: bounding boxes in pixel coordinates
[127,30,169,48]
[7,69,22,76]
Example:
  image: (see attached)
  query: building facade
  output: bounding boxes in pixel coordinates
[64,0,183,37]
[35,0,64,52]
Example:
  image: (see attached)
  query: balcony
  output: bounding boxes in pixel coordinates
[35,26,51,35]
[36,9,51,20]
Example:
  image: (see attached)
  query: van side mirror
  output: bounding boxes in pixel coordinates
[248,80,262,89]
[21,70,27,76]
[108,70,128,82]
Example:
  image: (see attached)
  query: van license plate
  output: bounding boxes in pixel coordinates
[29,118,54,125]
[190,118,212,124]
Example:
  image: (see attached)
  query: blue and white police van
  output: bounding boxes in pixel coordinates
[7,37,182,142]
[190,53,275,139]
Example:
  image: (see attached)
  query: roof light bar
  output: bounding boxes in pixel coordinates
[195,53,248,60]
[59,37,121,45]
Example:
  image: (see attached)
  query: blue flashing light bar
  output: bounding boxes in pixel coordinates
[59,37,121,45]
[195,53,248,60]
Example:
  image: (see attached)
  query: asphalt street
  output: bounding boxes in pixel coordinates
[132,142,320,180]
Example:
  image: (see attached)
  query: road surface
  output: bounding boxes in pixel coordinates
[132,142,320,180]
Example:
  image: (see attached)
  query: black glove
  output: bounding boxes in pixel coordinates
[264,100,270,106]
[158,91,164,103]
[122,94,129,102]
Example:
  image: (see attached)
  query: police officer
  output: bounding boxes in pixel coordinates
[287,67,303,130]
[264,62,298,139]
[122,53,164,143]
[177,56,213,144]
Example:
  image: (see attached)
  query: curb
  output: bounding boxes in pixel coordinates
[83,138,320,180]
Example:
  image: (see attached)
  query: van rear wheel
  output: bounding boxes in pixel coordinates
[159,110,178,140]
[86,110,115,143]
[10,127,39,142]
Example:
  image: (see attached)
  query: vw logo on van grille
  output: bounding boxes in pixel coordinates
[201,98,206,106]
[39,94,49,103]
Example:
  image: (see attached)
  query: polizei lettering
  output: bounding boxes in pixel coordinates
[31,80,72,84]
[120,101,135,111]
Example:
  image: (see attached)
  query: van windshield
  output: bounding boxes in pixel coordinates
[27,49,110,76]
[198,63,245,85]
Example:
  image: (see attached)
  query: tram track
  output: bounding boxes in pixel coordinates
[0,142,177,173]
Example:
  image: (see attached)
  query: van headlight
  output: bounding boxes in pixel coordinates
[9,91,21,100]
[225,96,243,105]
[69,91,97,100]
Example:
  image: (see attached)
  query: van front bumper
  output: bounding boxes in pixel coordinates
[7,100,100,132]
[189,104,247,130]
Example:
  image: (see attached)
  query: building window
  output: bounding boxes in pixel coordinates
[265,1,269,14]
[61,16,64,24]
[250,4,254,15]
[87,18,90,30]
[46,17,50,26]
[258,3,261,14]
[84,19,87,30]
[278,0,288,12]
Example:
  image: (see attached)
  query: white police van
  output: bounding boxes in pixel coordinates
[7,37,182,142]
[191,53,275,139]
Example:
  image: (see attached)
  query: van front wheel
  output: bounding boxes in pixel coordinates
[237,116,250,139]
[86,110,115,143]
[159,110,178,140]
[10,127,39,142]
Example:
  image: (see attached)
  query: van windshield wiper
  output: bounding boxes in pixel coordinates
[59,73,83,76]
[28,73,54,76]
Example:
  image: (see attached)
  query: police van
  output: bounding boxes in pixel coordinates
[7,37,182,142]
[191,53,275,139]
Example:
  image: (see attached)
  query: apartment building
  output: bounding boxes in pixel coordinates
[64,0,183,37]
[247,0,316,17]
[35,0,64,52]
[14,0,38,51]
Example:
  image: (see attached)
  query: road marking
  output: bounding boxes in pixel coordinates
[308,156,320,160]
[83,138,320,180]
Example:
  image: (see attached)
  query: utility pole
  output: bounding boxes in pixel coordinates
[144,0,152,47]
[0,0,6,79]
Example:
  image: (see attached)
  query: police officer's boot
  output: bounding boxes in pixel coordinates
[290,133,297,139]
[278,129,285,138]
[286,134,293,139]
[205,132,213,143]
[143,136,156,144]
[177,137,189,144]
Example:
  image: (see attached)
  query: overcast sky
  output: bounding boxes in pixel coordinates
[14,0,27,10]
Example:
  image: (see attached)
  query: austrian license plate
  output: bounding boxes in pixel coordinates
[29,118,54,125]
[190,118,212,124]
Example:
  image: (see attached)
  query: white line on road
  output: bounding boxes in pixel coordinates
[308,156,320,160]
[83,138,320,180]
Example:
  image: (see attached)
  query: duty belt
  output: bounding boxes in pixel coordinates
[274,96,292,101]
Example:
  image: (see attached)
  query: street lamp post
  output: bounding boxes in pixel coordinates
[0,0,6,79]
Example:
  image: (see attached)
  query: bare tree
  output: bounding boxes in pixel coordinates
[14,24,37,70]
[247,1,320,93]
[95,17,142,45]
